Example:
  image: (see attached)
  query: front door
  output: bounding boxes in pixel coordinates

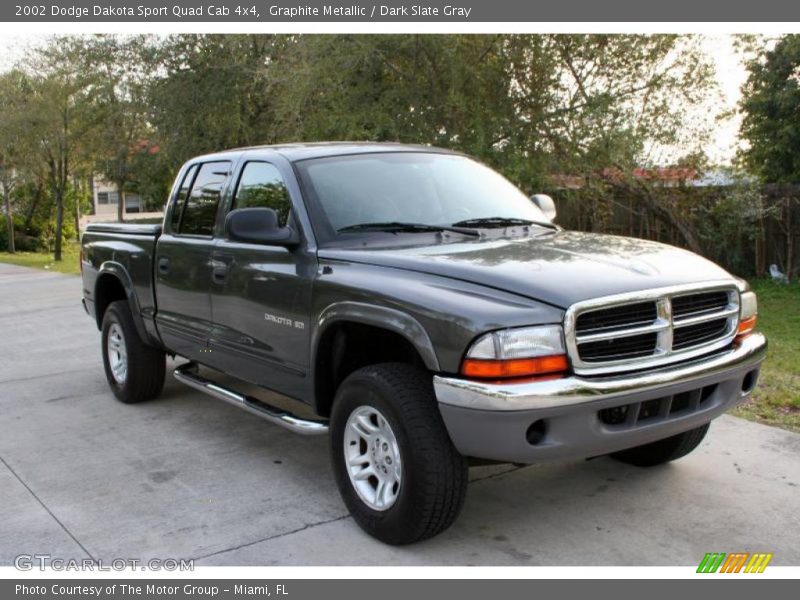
[155,160,232,361]
[209,160,316,400]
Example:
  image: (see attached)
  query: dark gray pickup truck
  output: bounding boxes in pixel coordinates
[81,142,767,544]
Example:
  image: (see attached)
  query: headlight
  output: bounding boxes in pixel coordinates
[737,290,758,339]
[462,325,569,379]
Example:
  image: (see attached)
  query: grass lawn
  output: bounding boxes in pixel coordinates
[0,241,81,275]
[0,246,797,431]
[733,280,800,433]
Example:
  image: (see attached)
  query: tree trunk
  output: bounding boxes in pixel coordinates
[74,179,81,242]
[117,182,125,222]
[75,200,81,242]
[54,188,64,262]
[616,181,703,255]
[755,206,764,278]
[88,173,95,215]
[3,184,14,253]
[24,183,43,232]
[786,197,794,280]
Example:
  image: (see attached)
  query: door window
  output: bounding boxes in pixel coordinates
[232,162,292,226]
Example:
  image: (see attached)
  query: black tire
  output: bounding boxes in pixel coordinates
[610,423,710,467]
[330,363,468,545]
[101,300,166,404]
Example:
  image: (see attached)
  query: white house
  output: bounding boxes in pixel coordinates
[80,178,162,228]
[92,178,144,216]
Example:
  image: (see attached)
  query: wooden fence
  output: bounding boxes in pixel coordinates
[550,183,799,279]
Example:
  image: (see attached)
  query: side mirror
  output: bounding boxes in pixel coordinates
[225,207,299,247]
[530,194,557,221]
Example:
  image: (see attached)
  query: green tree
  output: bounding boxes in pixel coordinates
[0,71,29,252]
[21,38,91,261]
[740,35,800,182]
[146,34,289,169]
[76,35,152,222]
[274,35,714,191]
[0,70,47,253]
[0,34,719,258]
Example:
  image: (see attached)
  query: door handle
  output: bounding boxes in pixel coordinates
[212,265,229,283]
[157,257,170,274]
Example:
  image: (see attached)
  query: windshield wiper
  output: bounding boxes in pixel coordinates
[337,221,480,237]
[451,216,558,231]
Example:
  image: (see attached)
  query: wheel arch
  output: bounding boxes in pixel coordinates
[311,302,441,417]
[94,262,149,344]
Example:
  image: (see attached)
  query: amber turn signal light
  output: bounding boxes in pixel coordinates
[735,315,757,341]
[461,354,569,379]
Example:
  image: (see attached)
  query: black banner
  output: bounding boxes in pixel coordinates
[4,579,798,600]
[3,0,800,22]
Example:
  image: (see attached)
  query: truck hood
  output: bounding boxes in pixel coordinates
[318,231,735,308]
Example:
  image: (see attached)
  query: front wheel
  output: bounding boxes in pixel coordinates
[330,363,468,545]
[610,423,710,467]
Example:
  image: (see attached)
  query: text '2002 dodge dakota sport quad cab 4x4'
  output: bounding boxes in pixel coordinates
[81,143,767,544]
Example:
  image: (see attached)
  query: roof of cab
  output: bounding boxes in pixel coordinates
[190,141,459,164]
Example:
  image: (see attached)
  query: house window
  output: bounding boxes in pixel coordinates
[98,191,120,205]
[126,195,142,214]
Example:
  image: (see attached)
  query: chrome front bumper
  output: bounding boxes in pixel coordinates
[434,333,767,412]
[433,333,767,463]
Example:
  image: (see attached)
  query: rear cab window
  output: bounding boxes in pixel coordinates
[170,164,198,232]
[171,161,231,236]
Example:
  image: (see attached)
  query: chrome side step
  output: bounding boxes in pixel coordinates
[173,363,329,436]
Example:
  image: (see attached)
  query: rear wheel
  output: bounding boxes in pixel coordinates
[330,363,468,544]
[101,300,166,404]
[610,423,710,467]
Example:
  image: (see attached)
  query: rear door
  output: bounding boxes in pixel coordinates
[155,160,232,360]
[209,158,317,400]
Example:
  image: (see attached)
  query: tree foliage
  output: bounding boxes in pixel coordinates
[740,35,800,182]
[273,35,713,190]
[0,33,717,259]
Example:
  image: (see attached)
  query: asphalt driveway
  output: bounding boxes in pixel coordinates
[0,262,798,566]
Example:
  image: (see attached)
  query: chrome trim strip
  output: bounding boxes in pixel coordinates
[173,363,329,435]
[673,305,738,327]
[433,333,766,412]
[564,281,740,375]
[575,318,670,343]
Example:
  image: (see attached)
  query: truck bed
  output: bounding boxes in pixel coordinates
[81,222,162,346]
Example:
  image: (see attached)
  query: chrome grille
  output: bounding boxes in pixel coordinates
[672,291,729,318]
[579,332,658,362]
[673,317,729,350]
[575,302,658,334]
[565,283,740,375]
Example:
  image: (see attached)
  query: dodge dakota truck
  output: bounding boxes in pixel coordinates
[80,143,767,544]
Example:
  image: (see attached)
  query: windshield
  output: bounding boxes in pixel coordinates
[296,152,550,243]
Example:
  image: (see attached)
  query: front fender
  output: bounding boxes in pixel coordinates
[312,301,440,371]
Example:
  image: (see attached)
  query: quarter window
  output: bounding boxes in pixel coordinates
[170,164,198,232]
[232,162,292,226]
[177,161,231,236]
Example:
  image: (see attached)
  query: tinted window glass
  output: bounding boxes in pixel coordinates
[296,153,548,242]
[233,162,292,226]
[170,163,198,232]
[180,161,231,236]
